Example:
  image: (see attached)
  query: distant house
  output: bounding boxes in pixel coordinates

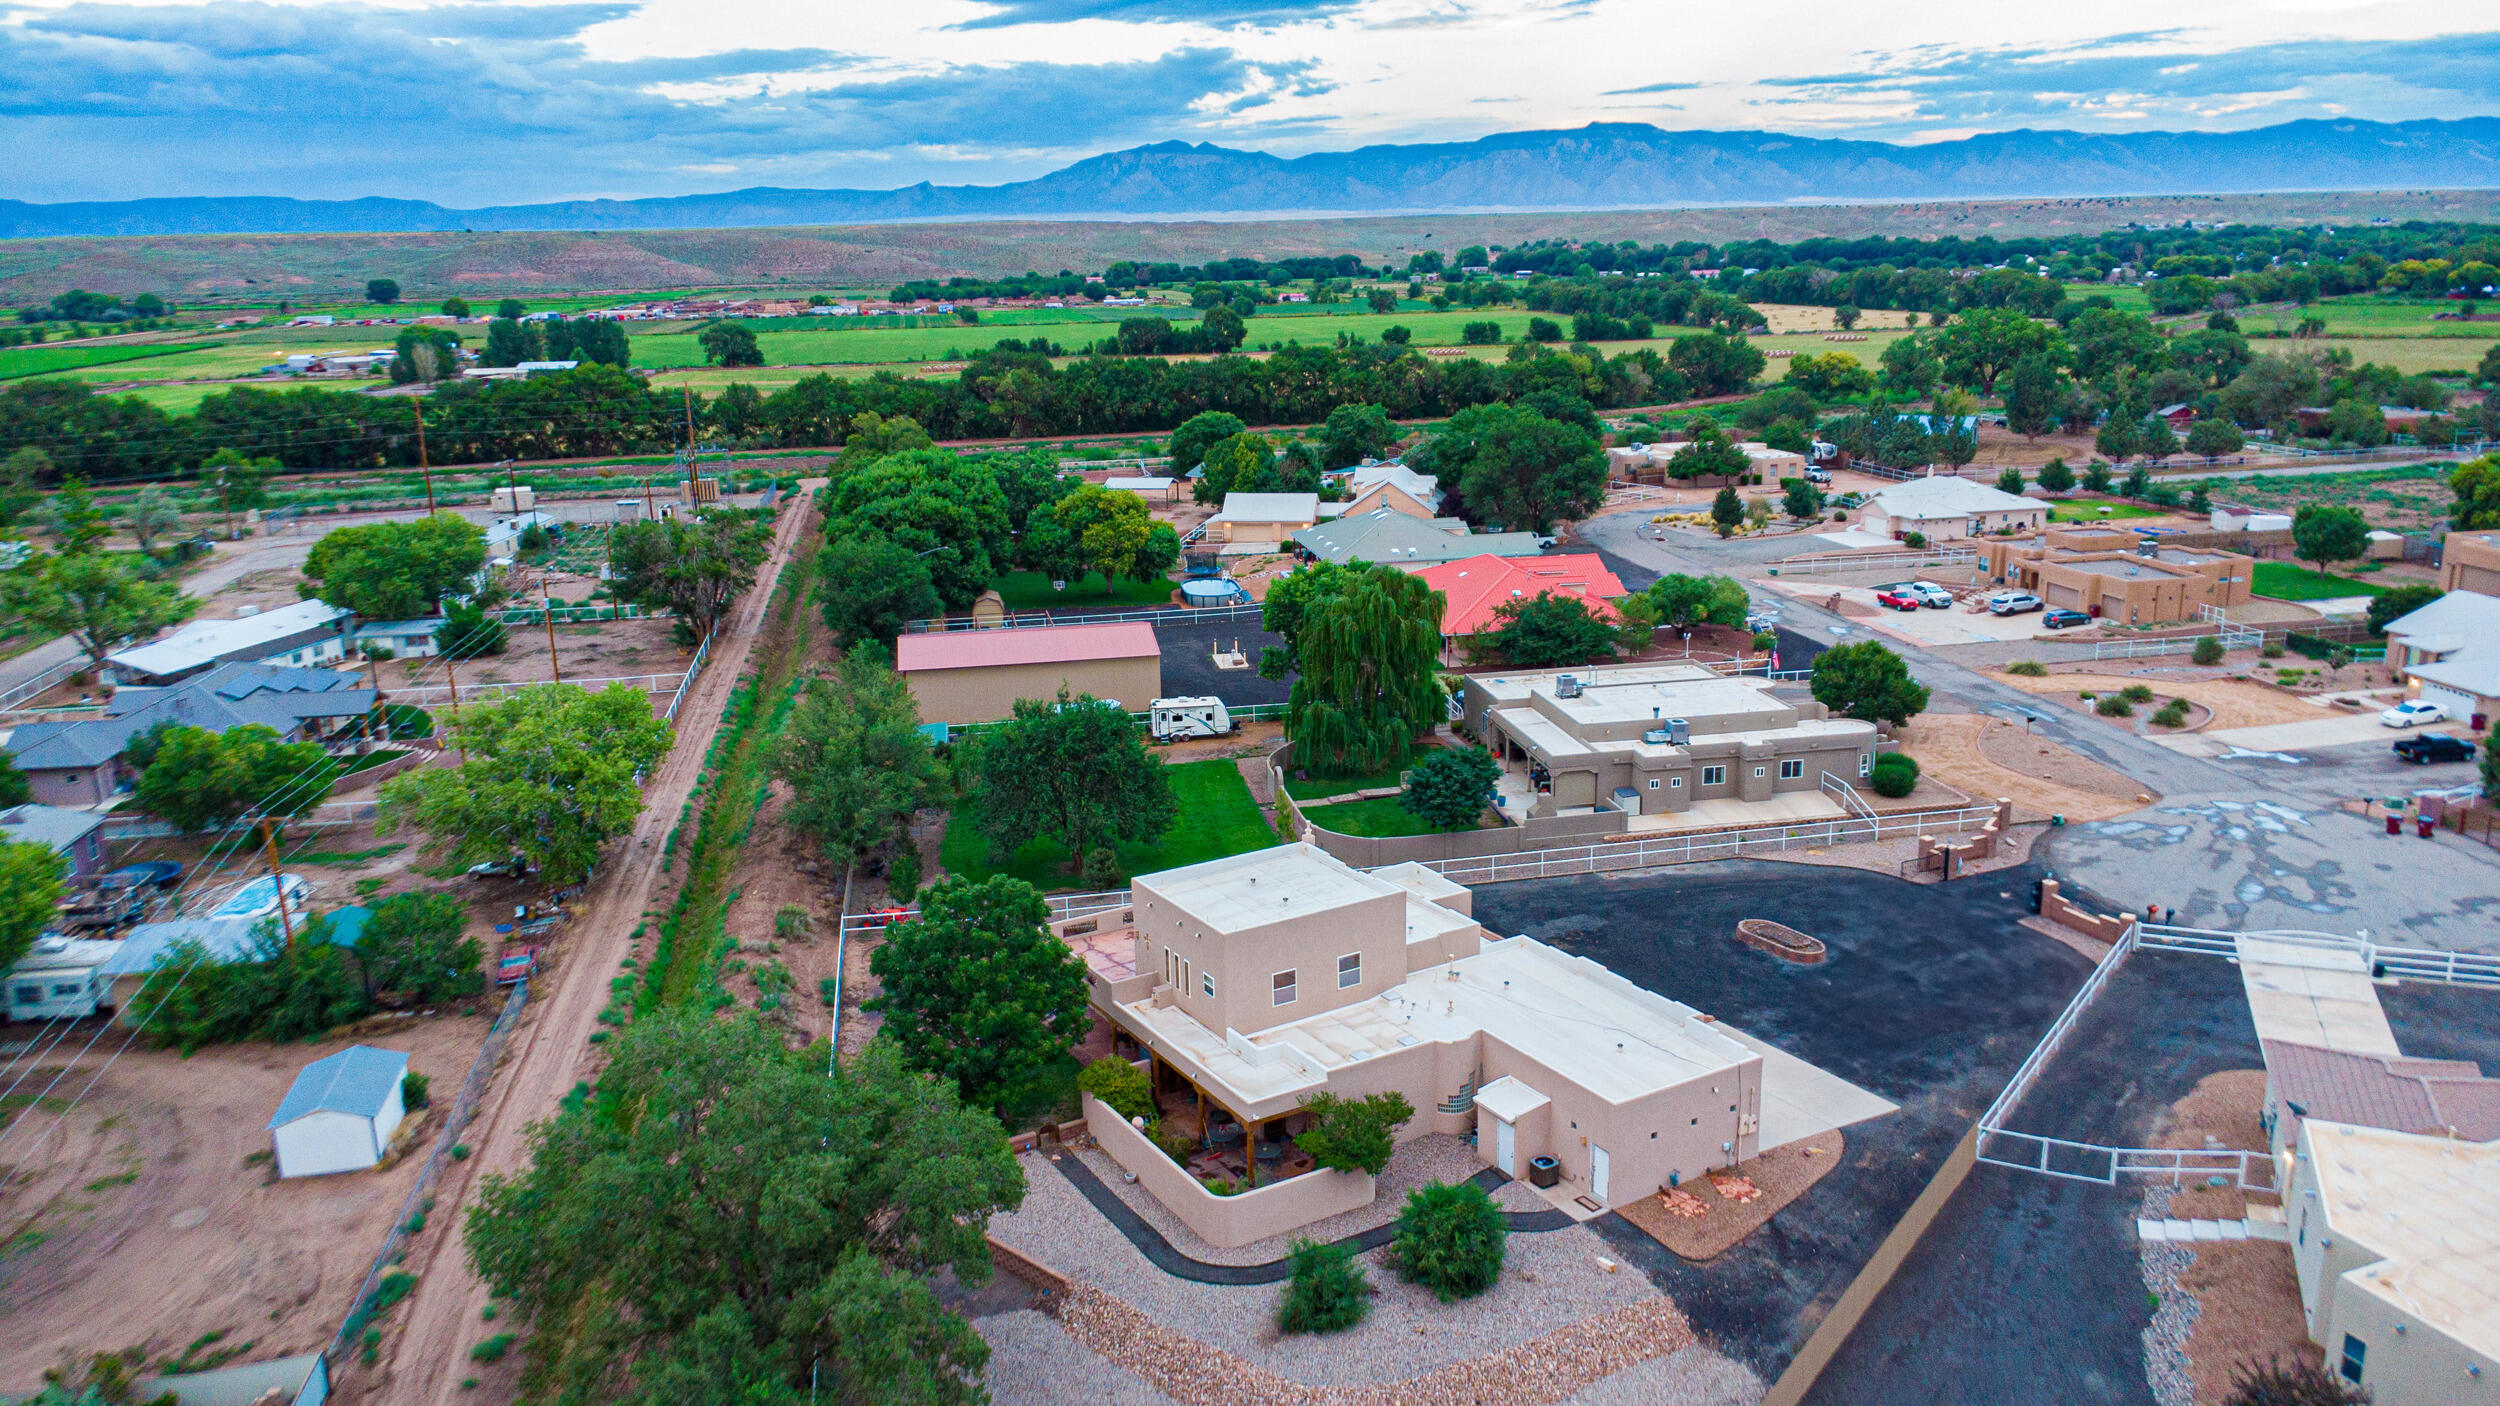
[2380,590,2500,729]
[0,802,107,881]
[1103,475,1178,502]
[352,619,444,659]
[1410,553,1626,658]
[1290,509,1543,567]
[3,663,375,809]
[1340,463,1443,519]
[1206,493,1322,547]
[106,598,353,686]
[2155,402,2197,429]
[267,1045,411,1178]
[1860,477,2045,541]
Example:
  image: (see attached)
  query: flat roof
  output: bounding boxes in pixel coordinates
[107,599,349,678]
[2061,557,2193,581]
[2304,1121,2500,1364]
[1136,842,1404,934]
[2239,936,2400,1057]
[894,621,1158,674]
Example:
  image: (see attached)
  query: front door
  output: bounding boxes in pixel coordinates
[1494,1119,1515,1176]
[1589,1144,1610,1202]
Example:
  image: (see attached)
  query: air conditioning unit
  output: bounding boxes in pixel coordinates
[1556,675,1583,698]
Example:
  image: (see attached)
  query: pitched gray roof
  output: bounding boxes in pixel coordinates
[6,663,372,772]
[0,803,106,854]
[267,1045,409,1128]
[1292,510,1545,566]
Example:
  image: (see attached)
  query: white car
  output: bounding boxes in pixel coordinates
[1986,592,2045,615]
[1905,582,1955,608]
[2380,699,2448,729]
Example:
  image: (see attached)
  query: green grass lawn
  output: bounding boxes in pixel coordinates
[988,570,1177,611]
[0,341,222,381]
[1302,794,1481,838]
[2251,561,2391,601]
[1282,764,1410,801]
[939,758,1280,890]
[2049,498,2166,523]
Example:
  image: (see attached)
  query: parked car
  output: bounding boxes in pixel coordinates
[2379,699,2448,729]
[1874,588,1923,611]
[855,907,911,929]
[1986,592,2045,616]
[1803,466,1832,485]
[2042,608,2092,630]
[466,855,530,879]
[1906,582,1955,609]
[2393,733,2477,764]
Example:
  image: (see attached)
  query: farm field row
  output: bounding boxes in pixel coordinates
[0,340,220,381]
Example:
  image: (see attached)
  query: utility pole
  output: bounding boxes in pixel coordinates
[413,398,436,515]
[259,818,297,945]
[544,585,562,683]
[443,646,467,765]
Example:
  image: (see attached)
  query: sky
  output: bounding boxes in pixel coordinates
[3,0,2498,205]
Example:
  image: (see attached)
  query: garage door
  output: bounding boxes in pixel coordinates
[2046,582,2083,608]
[2420,683,2480,720]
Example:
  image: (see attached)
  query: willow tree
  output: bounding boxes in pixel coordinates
[1284,564,1445,777]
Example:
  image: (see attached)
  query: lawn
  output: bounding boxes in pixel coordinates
[989,570,1177,611]
[1302,795,1481,838]
[939,758,1280,890]
[1282,764,1411,801]
[0,341,221,381]
[2250,561,2391,601]
[2048,498,2166,523]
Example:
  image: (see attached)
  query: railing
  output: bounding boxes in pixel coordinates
[901,600,1263,633]
[1977,1129,2276,1191]
[385,670,694,707]
[1820,771,1879,823]
[1713,658,1815,681]
[1058,456,1173,473]
[485,602,665,626]
[663,631,713,724]
[1977,917,2140,1160]
[326,977,530,1367]
[2082,633,2220,661]
[2135,922,2500,987]
[936,699,1288,739]
[0,654,83,712]
[841,886,1132,938]
[1418,801,2002,886]
[1767,547,1979,576]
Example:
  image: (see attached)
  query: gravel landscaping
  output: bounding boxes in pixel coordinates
[2138,1185,2198,1406]
[1553,1346,1767,1406]
[1070,1135,1549,1266]
[986,1149,1666,1390]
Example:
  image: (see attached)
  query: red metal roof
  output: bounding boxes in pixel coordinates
[1410,554,1627,637]
[895,621,1160,674]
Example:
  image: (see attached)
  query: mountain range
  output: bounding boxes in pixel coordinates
[7,118,2500,239]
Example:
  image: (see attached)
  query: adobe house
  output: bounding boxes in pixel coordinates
[1979,528,2255,625]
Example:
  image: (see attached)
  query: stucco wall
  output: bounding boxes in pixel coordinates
[2437,534,2500,594]
[25,761,123,809]
[903,654,1162,725]
[1081,1092,1374,1248]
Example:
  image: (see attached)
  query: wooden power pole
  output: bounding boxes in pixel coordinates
[413,398,436,515]
[259,818,297,945]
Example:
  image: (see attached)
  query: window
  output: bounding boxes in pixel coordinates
[1753,765,1767,778]
[1859,753,1872,778]
[1700,765,1725,786]
[52,983,82,997]
[13,985,39,1005]
[2340,1335,2365,1384]
[1338,953,1361,989]
[1272,970,1297,1005]
[1647,778,1660,790]
[1201,973,1216,999]
[1780,759,1804,780]
[1669,777,1682,788]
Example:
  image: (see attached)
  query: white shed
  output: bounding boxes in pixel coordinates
[267,1046,410,1178]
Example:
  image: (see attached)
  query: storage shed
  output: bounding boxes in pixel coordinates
[267,1046,410,1178]
[895,621,1161,725]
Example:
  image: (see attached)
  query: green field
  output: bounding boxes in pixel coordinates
[2049,498,2167,523]
[1302,794,1481,838]
[0,340,221,381]
[939,757,1280,890]
[2251,561,2391,601]
[989,570,1177,611]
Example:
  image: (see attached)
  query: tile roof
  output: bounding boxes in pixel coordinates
[894,621,1159,674]
[267,1045,409,1128]
[1410,554,1627,637]
[2266,1040,2500,1143]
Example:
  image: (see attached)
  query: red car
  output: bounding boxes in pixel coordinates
[856,907,911,928]
[1874,589,1923,611]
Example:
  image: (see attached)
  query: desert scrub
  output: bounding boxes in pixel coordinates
[2096,694,2135,717]
[2004,660,2049,677]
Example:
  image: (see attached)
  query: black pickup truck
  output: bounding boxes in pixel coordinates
[2393,733,2477,765]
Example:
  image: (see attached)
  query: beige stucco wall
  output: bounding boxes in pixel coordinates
[1131,874,1414,1038]
[1343,483,1437,519]
[1081,1092,1375,1248]
[903,654,1162,725]
[25,761,123,809]
[1472,1032,1761,1199]
[2441,534,2500,595]
[1866,505,2046,541]
[1215,518,1306,545]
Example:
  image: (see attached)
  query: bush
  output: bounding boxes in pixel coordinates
[1866,752,1919,798]
[2191,636,2226,666]
[2151,699,2192,728]
[469,1334,515,1364]
[402,1071,431,1110]
[2120,684,2155,704]
[2096,694,2135,717]
[1901,531,1927,549]
[2261,643,2285,659]
[886,836,922,905]
[1081,846,1121,889]
[1295,1091,1414,1175]
[2004,660,2049,677]
[1400,746,1500,831]
[1277,1239,1372,1334]
[2222,1357,2369,1406]
[1076,1055,1155,1124]
[450,1143,470,1161]
[1392,1182,1506,1301]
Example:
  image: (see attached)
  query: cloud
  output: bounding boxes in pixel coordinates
[950,0,1358,30]
[1601,81,1700,96]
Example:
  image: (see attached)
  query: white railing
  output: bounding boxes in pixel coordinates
[1058,456,1174,472]
[1977,1128,2276,1191]
[0,654,83,711]
[486,602,665,626]
[1977,917,2141,1156]
[1768,547,1979,576]
[663,632,713,724]
[903,600,1264,633]
[842,886,1132,938]
[1820,771,1879,823]
[386,670,693,707]
[2082,633,2219,661]
[2135,922,2500,987]
[1419,801,2001,886]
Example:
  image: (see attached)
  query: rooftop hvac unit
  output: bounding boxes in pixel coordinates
[1556,675,1583,698]
[1669,717,1689,745]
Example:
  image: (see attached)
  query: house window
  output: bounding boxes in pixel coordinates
[2339,1335,2365,1384]
[1338,953,1361,989]
[1780,759,1804,780]
[1700,765,1725,786]
[1201,973,1215,999]
[1859,753,1872,778]
[1669,777,1682,788]
[1753,765,1767,778]
[1647,778,1660,790]
[1272,970,1297,1006]
[51,983,82,998]
[12,985,38,1005]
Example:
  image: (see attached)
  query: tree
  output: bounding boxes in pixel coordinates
[1666,331,1764,396]
[494,298,526,320]
[2036,456,2077,493]
[827,452,1013,610]
[1319,403,1400,469]
[123,485,183,559]
[1994,466,2026,496]
[389,326,462,384]
[354,891,484,1003]
[1439,405,1604,533]
[0,840,65,973]
[197,448,273,536]
[131,723,334,832]
[2324,398,2388,447]
[1192,432,1277,504]
[442,296,471,317]
[1710,485,1744,538]
[1076,1055,1154,1122]
[1784,352,1874,400]
[2135,415,2181,465]
[2292,503,2370,577]
[434,599,508,658]
[1277,1240,1371,1335]
[775,648,945,867]
[2001,354,2069,441]
[304,514,487,620]
[1050,484,1176,592]
[1783,477,1824,521]
[2220,1357,2368,1406]
[464,1015,1018,1406]
[975,691,1174,869]
[2094,414,2140,465]
[130,919,371,1053]
[483,317,534,368]
[1167,410,1248,476]
[2186,419,2246,461]
[379,683,674,884]
[5,552,195,671]
[866,876,1091,1119]
[1878,332,1942,396]
[0,447,49,530]
[818,536,942,647]
[1296,1091,1415,1175]
[608,508,773,638]
[2082,460,2116,494]
[38,476,108,554]
[1391,1182,1506,1301]
[1285,564,1446,776]
[1934,306,2057,393]
[1199,303,1246,350]
[1666,415,1750,485]
[1482,591,1616,667]
[1646,573,1748,633]
[1834,304,1861,330]
[1400,747,1497,831]
[2123,463,2153,500]
[0,752,28,809]
[366,278,401,305]
[1809,639,1931,727]
[2453,454,2500,529]
[699,321,765,368]
[834,411,935,473]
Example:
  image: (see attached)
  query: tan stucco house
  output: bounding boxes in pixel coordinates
[1861,476,2047,541]
[1979,528,2255,625]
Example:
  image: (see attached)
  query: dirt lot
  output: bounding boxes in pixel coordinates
[1991,669,2326,731]
[370,612,691,696]
[0,1016,491,1390]
[1891,711,2155,822]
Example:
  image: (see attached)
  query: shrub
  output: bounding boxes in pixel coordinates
[2260,644,2285,659]
[2150,700,2192,728]
[2191,636,2225,666]
[2004,660,2049,677]
[1901,531,1927,549]
[2096,694,2135,717]
[450,1143,470,1161]
[1866,752,1918,799]
[2222,1357,2369,1406]
[469,1334,515,1364]
[1082,846,1121,889]
[1277,1239,1372,1334]
[1076,1055,1155,1124]
[2120,684,2155,704]
[1392,1181,1506,1301]
[1295,1091,1415,1175]
[887,838,922,904]
[1401,746,1500,831]
[402,1071,431,1110]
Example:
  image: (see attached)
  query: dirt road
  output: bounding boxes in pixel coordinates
[366,486,821,1406]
